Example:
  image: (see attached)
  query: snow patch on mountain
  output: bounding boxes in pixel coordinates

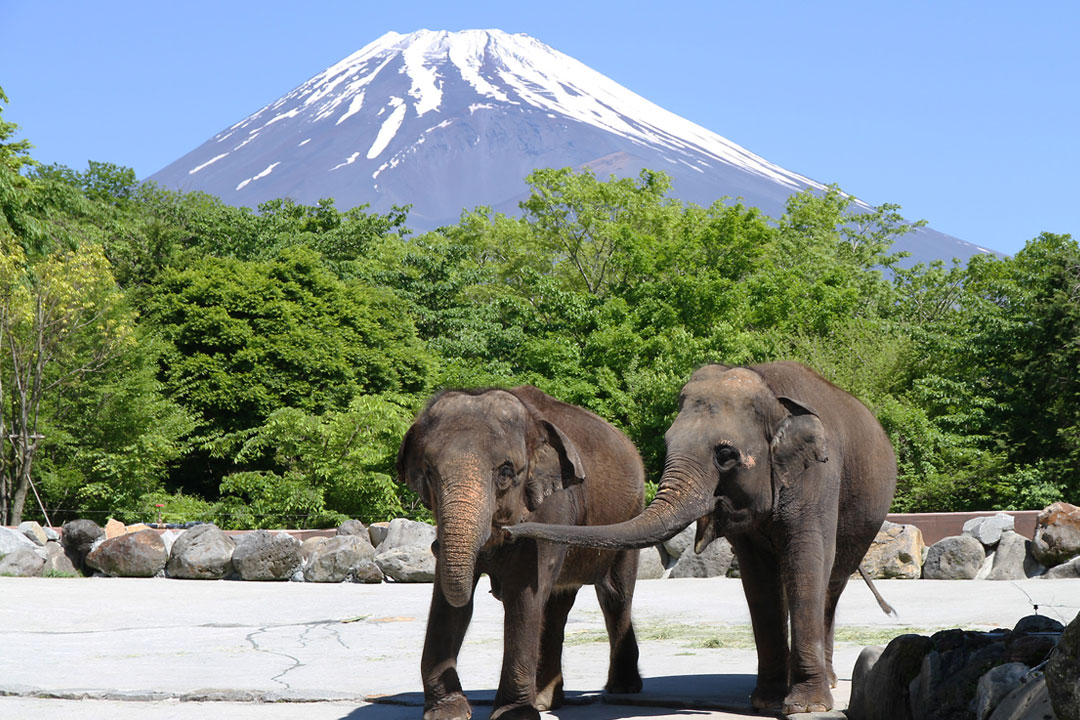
[236,162,280,190]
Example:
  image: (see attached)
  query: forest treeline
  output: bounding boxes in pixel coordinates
[2,91,1078,528]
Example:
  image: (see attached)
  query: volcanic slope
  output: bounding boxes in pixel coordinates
[148,29,992,264]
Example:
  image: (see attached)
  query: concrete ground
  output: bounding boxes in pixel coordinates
[1,575,1076,720]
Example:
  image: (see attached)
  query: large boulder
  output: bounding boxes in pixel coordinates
[86,529,168,577]
[166,524,235,579]
[973,662,1029,720]
[909,629,1009,720]
[1032,501,1080,568]
[375,545,435,582]
[668,536,734,578]
[862,521,925,579]
[963,513,1015,549]
[846,634,934,720]
[367,521,390,548]
[377,518,436,552]
[0,526,39,557]
[987,674,1055,720]
[336,519,367,537]
[374,519,437,582]
[636,546,666,580]
[923,534,986,579]
[0,546,46,576]
[662,524,694,561]
[1043,555,1080,579]
[988,530,1044,580]
[1045,610,1080,720]
[304,535,380,583]
[60,519,105,573]
[17,521,48,546]
[231,530,301,581]
[43,540,78,576]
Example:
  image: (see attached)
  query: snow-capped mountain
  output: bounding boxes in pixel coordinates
[148,29,991,264]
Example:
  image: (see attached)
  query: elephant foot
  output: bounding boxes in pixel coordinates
[750,679,786,713]
[781,682,833,715]
[425,693,472,720]
[489,704,541,720]
[535,676,564,711]
[604,672,643,695]
[826,664,839,688]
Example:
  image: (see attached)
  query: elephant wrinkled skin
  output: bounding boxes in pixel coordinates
[398,386,644,720]
[506,362,897,715]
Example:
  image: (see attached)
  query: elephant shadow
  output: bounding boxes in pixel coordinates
[340,675,756,720]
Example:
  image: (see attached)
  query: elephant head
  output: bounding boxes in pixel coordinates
[504,366,828,550]
[397,389,585,608]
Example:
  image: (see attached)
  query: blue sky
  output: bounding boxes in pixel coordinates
[3,1,1077,255]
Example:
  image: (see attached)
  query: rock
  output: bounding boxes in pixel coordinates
[1032,501,1080,568]
[1014,615,1065,635]
[368,521,390,548]
[847,633,934,720]
[846,645,884,720]
[910,630,1009,720]
[125,523,152,534]
[1042,555,1080,579]
[1045,609,1080,720]
[668,536,733,578]
[662,524,694,560]
[923,534,986,579]
[964,513,1016,548]
[987,674,1055,720]
[637,546,666,580]
[375,545,435,582]
[336,519,367,537]
[167,524,235,579]
[43,541,78,576]
[86,529,168,577]
[300,536,328,563]
[231,530,301,581]
[989,531,1045,580]
[0,546,46,576]
[18,521,48,546]
[104,518,127,539]
[1005,634,1058,667]
[44,526,59,542]
[862,521,925,579]
[304,535,377,583]
[974,662,1029,720]
[351,562,385,583]
[0,526,38,557]
[60,518,105,574]
[379,518,436,552]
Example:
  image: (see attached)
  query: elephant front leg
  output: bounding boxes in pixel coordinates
[491,545,559,720]
[732,538,789,713]
[421,581,477,720]
[780,533,834,714]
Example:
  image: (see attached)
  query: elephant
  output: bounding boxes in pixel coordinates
[505,362,897,715]
[397,385,645,720]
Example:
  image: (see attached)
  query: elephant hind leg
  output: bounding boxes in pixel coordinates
[535,588,578,711]
[595,549,642,694]
[822,574,850,687]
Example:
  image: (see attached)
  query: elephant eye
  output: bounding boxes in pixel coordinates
[714,445,741,473]
[495,461,517,490]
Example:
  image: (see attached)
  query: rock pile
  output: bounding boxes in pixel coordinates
[0,518,437,583]
[2,502,1079,584]
[848,611,1078,720]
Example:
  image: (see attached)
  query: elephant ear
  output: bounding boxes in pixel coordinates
[396,424,432,509]
[525,419,586,511]
[770,396,828,491]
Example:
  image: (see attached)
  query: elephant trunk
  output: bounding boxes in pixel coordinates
[505,454,714,550]
[437,471,492,608]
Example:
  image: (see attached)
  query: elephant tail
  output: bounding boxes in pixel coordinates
[858,565,897,617]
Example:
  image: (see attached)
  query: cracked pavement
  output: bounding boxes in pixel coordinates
[1,575,1075,720]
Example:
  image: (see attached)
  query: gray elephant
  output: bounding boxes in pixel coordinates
[506,362,897,715]
[397,386,644,720]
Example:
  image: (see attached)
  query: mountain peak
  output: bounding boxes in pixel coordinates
[148,29,988,264]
